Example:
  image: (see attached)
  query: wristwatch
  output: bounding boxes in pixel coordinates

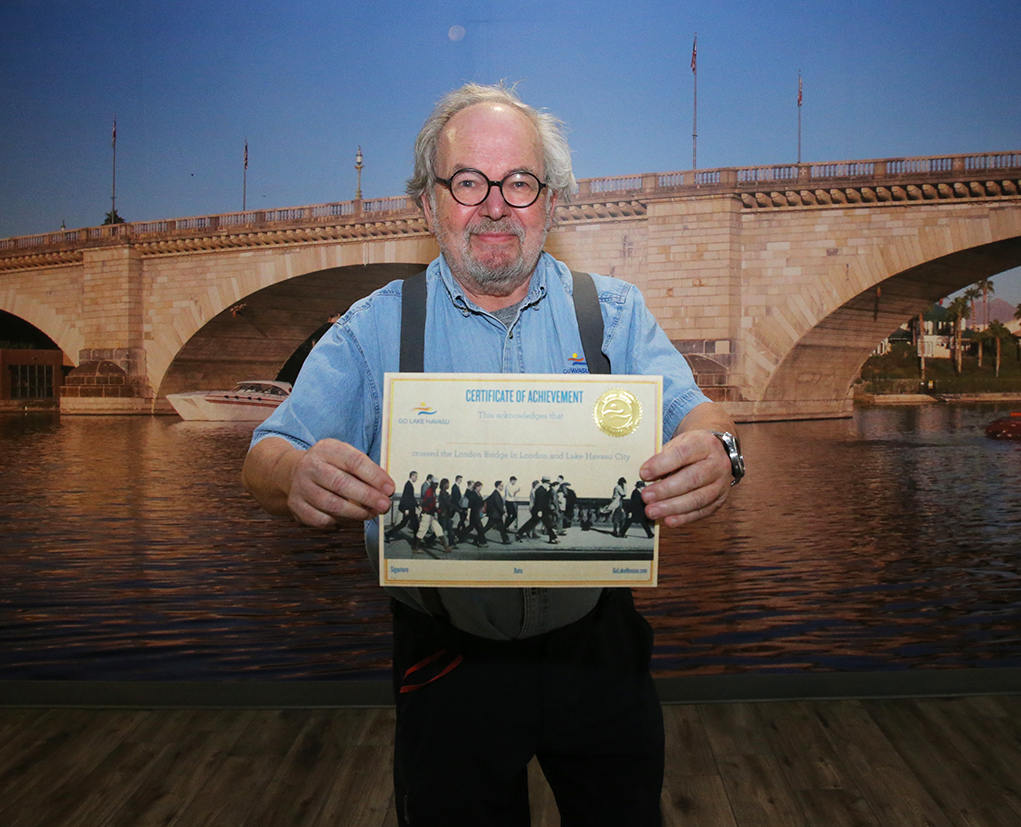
[710,431,745,486]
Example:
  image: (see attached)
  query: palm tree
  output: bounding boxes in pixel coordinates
[945,295,972,374]
[986,320,1012,377]
[973,327,990,369]
[913,305,938,383]
[1014,303,1021,363]
[976,278,995,327]
[916,310,927,382]
[964,287,982,368]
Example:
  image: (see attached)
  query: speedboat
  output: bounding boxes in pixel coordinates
[984,412,1021,439]
[167,380,291,422]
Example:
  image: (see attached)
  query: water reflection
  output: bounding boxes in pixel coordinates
[1,404,1019,680]
[640,404,1021,675]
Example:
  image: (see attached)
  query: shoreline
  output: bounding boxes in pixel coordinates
[5,392,1021,417]
[855,391,1021,406]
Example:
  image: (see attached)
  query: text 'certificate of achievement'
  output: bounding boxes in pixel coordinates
[379,373,662,588]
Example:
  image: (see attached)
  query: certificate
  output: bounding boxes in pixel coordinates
[379,373,662,588]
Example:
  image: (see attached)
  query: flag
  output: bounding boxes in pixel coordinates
[244,140,248,170]
[112,118,117,149]
[798,73,803,107]
[691,36,697,73]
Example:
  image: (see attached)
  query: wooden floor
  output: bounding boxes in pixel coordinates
[2,695,1020,826]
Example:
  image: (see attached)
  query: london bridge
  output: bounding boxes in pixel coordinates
[3,151,1020,421]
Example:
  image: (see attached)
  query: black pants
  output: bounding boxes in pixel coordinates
[389,508,419,537]
[483,514,510,543]
[516,509,556,542]
[621,512,655,538]
[459,513,486,545]
[391,590,664,826]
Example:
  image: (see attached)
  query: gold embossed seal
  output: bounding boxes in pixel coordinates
[594,389,642,437]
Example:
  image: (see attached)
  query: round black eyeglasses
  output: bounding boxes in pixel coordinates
[435,169,548,208]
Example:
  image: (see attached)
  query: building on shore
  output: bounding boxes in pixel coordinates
[0,348,65,410]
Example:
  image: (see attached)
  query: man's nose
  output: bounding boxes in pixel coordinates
[479,182,511,218]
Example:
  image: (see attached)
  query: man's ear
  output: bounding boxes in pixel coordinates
[545,189,559,226]
[421,192,434,230]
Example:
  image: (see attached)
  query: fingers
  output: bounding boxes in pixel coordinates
[639,431,732,527]
[287,440,395,529]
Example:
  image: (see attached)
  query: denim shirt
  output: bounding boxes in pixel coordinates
[252,252,710,640]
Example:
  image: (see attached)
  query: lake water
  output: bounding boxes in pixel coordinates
[1,404,1019,681]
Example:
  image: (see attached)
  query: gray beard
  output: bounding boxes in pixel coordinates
[461,229,534,290]
[429,201,552,296]
[449,220,536,293]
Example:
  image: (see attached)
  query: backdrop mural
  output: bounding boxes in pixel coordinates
[2,1,1021,686]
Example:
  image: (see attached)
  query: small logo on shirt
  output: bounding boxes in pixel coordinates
[563,352,589,374]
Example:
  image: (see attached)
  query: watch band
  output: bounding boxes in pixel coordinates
[710,431,745,486]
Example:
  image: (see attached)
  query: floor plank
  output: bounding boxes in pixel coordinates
[527,758,560,827]
[754,702,846,792]
[104,711,253,827]
[1,710,150,827]
[809,700,954,827]
[1,696,1019,827]
[699,702,775,758]
[794,788,879,827]
[661,774,738,827]
[716,753,809,827]
[867,698,1021,827]
[663,704,719,777]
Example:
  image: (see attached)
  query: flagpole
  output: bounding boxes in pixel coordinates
[797,71,803,164]
[243,139,248,212]
[111,117,117,220]
[691,34,698,170]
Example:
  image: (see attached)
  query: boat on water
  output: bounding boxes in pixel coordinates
[984,412,1021,439]
[167,380,291,422]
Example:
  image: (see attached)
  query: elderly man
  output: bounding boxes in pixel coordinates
[243,83,743,826]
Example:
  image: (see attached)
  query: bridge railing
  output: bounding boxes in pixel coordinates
[0,194,421,254]
[578,150,1021,196]
[589,175,645,193]
[3,151,1019,254]
[809,161,874,178]
[964,152,1021,171]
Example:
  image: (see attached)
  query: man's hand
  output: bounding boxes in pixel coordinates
[637,402,737,528]
[242,437,395,529]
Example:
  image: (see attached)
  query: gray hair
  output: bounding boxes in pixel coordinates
[406,83,575,209]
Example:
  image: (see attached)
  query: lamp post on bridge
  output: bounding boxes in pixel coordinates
[355,146,364,201]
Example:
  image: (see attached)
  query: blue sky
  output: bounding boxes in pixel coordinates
[3,0,1020,303]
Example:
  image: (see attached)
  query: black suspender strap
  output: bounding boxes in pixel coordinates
[399,270,429,373]
[397,270,446,618]
[571,270,611,375]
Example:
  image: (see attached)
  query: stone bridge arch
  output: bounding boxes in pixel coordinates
[750,210,1021,419]
[156,262,427,399]
[0,290,83,365]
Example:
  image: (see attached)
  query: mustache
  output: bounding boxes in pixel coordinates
[466,218,524,240]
